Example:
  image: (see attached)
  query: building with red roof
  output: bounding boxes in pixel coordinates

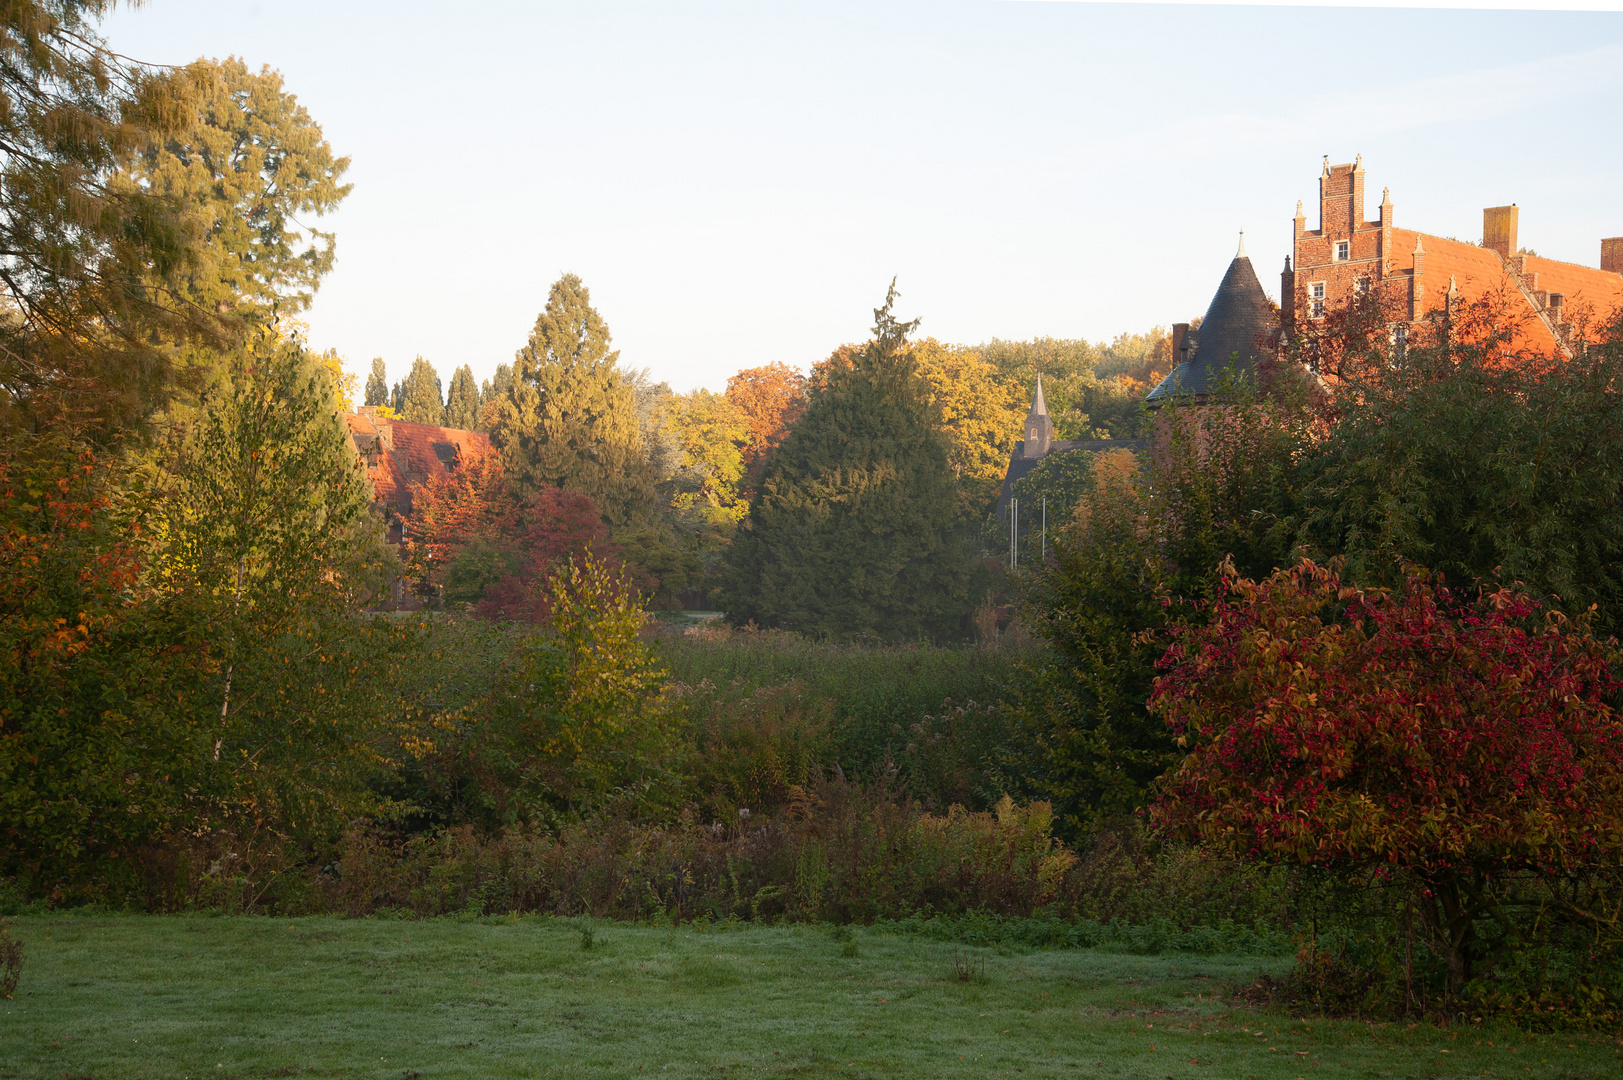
[345,406,493,543]
[1282,156,1623,357]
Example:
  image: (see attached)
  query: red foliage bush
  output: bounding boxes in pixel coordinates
[406,458,621,620]
[1150,557,1623,990]
[475,487,615,622]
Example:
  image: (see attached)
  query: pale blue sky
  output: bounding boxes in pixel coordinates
[102,1,1623,393]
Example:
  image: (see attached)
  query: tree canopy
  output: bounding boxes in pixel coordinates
[723,283,978,642]
[119,56,349,321]
[485,273,653,527]
[395,356,444,425]
[364,357,388,407]
[444,363,480,430]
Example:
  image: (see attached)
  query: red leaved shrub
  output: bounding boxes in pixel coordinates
[1151,557,1623,992]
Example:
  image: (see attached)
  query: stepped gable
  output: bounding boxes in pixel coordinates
[1147,242,1276,405]
[1284,158,1622,361]
[345,406,493,521]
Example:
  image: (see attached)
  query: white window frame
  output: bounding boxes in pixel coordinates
[1334,239,1351,261]
[1309,281,1327,318]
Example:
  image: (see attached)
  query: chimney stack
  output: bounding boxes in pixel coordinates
[1171,323,1190,366]
[1603,237,1623,275]
[1483,205,1519,260]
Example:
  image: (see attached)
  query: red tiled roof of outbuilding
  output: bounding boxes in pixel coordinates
[344,407,493,517]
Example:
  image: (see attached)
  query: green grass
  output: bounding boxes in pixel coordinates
[3,916,1618,1079]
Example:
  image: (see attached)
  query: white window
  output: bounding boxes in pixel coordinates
[1309,281,1326,318]
[1354,278,1369,296]
[1334,240,1350,261]
[1391,324,1408,362]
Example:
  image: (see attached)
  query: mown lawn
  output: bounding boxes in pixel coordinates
[1,915,1617,1079]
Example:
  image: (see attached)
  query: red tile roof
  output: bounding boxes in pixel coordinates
[1388,228,1623,355]
[345,408,494,516]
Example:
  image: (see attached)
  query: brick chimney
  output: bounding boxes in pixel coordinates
[1603,237,1623,275]
[1483,205,1519,260]
[1171,323,1191,366]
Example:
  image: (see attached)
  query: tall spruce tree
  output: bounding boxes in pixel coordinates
[723,282,977,641]
[398,356,444,425]
[486,274,653,527]
[364,357,388,407]
[444,364,480,430]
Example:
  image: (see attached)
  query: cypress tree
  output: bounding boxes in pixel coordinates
[723,282,977,642]
[398,356,444,425]
[364,357,388,407]
[486,274,653,527]
[444,364,480,430]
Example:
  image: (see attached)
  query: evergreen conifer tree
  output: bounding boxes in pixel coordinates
[479,363,513,430]
[364,357,388,407]
[723,282,977,641]
[398,356,444,425]
[486,274,653,527]
[444,364,480,430]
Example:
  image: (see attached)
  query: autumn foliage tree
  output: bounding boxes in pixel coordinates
[404,456,615,619]
[1151,558,1623,995]
[724,361,806,488]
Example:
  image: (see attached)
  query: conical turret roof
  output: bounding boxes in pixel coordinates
[1027,374,1048,418]
[1147,248,1277,405]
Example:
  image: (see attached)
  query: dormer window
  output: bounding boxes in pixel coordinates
[432,442,459,470]
[1334,240,1350,261]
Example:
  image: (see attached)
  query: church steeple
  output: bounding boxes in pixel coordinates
[1021,375,1054,459]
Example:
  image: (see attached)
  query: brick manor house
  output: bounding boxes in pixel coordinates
[1000,156,1623,510]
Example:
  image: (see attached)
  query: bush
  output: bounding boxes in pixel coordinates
[1153,557,1623,1009]
[671,678,834,822]
[656,625,1034,802]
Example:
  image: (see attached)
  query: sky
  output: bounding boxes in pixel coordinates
[100,1,1623,395]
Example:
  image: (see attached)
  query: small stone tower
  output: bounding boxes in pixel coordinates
[1021,375,1054,459]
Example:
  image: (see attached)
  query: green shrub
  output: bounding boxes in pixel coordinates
[655,626,1035,797]
[671,678,833,822]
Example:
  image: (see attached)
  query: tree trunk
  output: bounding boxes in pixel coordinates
[1422,874,1480,997]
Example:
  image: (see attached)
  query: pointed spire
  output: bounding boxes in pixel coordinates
[1414,236,1426,256]
[1295,199,1304,218]
[1381,186,1391,207]
[1236,230,1246,258]
[1354,153,1363,171]
[1029,374,1048,417]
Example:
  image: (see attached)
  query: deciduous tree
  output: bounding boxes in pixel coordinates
[909,338,1025,516]
[1298,298,1623,637]
[1151,558,1623,994]
[724,361,806,486]
[486,551,682,818]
